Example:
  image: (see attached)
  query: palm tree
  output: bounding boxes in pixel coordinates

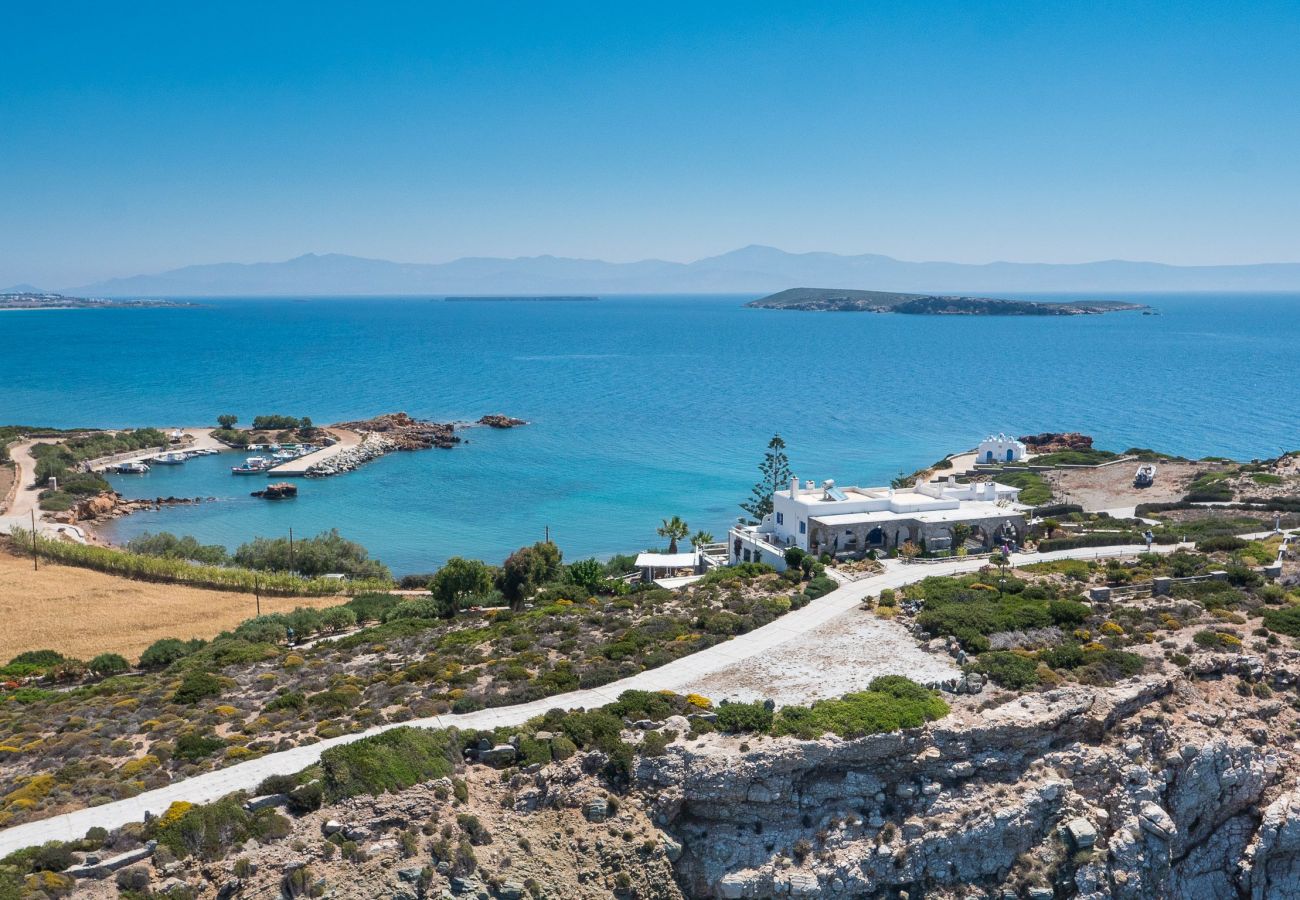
[657,516,690,554]
[690,530,714,550]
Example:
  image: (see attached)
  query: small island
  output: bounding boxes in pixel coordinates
[0,292,195,311]
[746,287,1150,315]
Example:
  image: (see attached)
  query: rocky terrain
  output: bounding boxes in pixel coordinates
[746,289,1149,316]
[45,648,1300,900]
[51,491,210,525]
[332,413,461,451]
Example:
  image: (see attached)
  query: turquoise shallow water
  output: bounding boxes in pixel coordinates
[2,293,1297,574]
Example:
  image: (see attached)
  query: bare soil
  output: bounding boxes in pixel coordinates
[1043,459,1225,510]
[0,547,347,661]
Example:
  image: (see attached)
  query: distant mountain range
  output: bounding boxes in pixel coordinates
[68,246,1300,296]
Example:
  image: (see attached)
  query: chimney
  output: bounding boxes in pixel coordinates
[790,476,799,497]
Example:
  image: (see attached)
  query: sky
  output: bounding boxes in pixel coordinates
[3,1,1299,288]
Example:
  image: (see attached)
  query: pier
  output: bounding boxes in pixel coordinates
[264,428,361,476]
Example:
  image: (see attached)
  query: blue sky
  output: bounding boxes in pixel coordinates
[3,1,1299,287]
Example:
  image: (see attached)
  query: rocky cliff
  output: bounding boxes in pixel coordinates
[66,653,1300,899]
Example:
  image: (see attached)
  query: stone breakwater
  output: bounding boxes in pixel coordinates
[304,433,395,477]
[300,411,527,478]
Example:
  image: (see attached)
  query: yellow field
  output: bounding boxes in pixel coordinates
[0,547,348,662]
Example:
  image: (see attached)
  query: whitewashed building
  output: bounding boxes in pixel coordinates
[977,433,1028,464]
[730,475,1026,569]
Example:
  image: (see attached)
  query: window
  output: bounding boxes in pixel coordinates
[799,521,806,535]
[776,512,783,525]
[742,549,752,562]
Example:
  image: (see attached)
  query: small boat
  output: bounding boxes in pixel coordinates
[251,482,298,499]
[231,455,272,475]
[1134,464,1157,488]
[116,461,150,474]
[151,452,187,466]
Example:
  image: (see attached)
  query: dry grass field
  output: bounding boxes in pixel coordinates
[0,546,348,662]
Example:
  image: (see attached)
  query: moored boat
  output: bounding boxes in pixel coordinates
[151,452,187,465]
[231,455,271,475]
[116,461,150,474]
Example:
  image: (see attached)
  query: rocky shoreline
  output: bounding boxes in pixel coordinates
[52,491,210,526]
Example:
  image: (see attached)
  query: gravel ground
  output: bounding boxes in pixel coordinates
[688,606,961,706]
[1044,460,1217,510]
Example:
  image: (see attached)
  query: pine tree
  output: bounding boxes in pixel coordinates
[740,434,792,524]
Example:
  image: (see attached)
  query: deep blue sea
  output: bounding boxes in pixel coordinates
[2,294,1297,574]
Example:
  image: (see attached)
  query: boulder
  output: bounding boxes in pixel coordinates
[481,744,518,767]
[1139,802,1177,841]
[584,797,609,823]
[1064,817,1098,850]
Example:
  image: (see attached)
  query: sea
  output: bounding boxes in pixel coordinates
[2,293,1296,575]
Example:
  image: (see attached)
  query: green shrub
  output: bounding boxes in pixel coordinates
[7,650,64,670]
[1262,606,1300,638]
[772,677,948,739]
[1196,535,1248,553]
[320,727,459,801]
[967,651,1039,689]
[88,653,130,677]
[174,732,225,761]
[716,701,773,733]
[802,576,837,601]
[139,638,203,669]
[173,670,222,704]
[265,691,307,712]
[1047,599,1090,626]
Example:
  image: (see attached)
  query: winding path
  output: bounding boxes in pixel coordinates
[0,540,1219,855]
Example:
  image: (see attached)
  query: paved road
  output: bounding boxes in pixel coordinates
[0,540,1205,856]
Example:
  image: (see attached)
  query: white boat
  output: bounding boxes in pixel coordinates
[231,455,272,475]
[116,461,150,474]
[1134,464,1157,488]
[151,452,187,466]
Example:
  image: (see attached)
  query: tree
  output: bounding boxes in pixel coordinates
[495,541,564,610]
[951,523,972,552]
[216,414,238,430]
[690,530,714,549]
[740,434,792,524]
[657,516,690,553]
[567,558,606,591]
[429,557,494,616]
[1041,518,1060,539]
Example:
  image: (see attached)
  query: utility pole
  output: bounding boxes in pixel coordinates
[544,525,549,544]
[30,509,37,571]
[255,575,261,617]
[289,526,294,572]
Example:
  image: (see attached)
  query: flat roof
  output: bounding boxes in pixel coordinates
[811,500,1018,527]
[635,551,698,568]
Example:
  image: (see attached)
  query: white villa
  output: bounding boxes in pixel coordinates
[977,433,1028,464]
[729,475,1027,570]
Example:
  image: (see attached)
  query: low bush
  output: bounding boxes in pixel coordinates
[1262,606,1300,638]
[715,701,773,733]
[173,671,222,704]
[88,653,130,677]
[772,677,948,739]
[967,651,1039,689]
[319,727,459,801]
